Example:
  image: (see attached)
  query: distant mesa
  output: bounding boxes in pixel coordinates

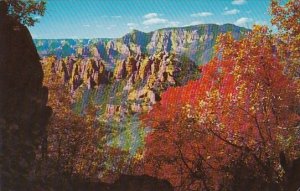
[34,23,250,66]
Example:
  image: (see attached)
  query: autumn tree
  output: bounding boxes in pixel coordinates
[141,25,300,190]
[1,0,46,26]
[270,0,300,77]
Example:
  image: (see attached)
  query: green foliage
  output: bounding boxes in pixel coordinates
[4,0,46,26]
[176,55,200,85]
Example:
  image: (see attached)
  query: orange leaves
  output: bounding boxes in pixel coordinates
[271,0,300,77]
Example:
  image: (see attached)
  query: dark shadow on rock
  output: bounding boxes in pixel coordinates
[110,174,174,191]
[0,1,52,190]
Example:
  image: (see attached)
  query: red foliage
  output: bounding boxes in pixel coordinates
[141,26,300,190]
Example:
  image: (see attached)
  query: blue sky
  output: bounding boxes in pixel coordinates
[29,0,273,39]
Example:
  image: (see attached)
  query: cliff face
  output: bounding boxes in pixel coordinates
[0,4,51,190]
[44,51,199,118]
[34,24,249,66]
[44,56,111,91]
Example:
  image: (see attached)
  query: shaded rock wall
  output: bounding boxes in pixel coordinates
[0,2,52,190]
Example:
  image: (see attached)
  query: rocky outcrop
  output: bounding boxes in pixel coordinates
[0,2,52,190]
[34,23,249,66]
[44,56,111,91]
[44,51,199,123]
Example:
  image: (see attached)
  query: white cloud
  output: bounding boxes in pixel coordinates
[83,24,90,27]
[223,9,240,15]
[191,12,213,17]
[190,20,203,26]
[234,17,253,27]
[143,18,168,25]
[232,0,247,5]
[166,21,180,27]
[144,13,158,19]
[143,13,169,26]
[143,12,178,27]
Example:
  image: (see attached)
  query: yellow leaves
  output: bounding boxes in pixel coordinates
[217,123,225,131]
[134,152,144,161]
[198,100,207,109]
[252,25,268,35]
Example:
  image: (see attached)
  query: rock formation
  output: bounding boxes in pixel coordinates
[43,51,199,123]
[0,2,52,190]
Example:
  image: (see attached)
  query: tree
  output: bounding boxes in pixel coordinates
[1,0,46,26]
[270,0,300,77]
[141,25,300,190]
